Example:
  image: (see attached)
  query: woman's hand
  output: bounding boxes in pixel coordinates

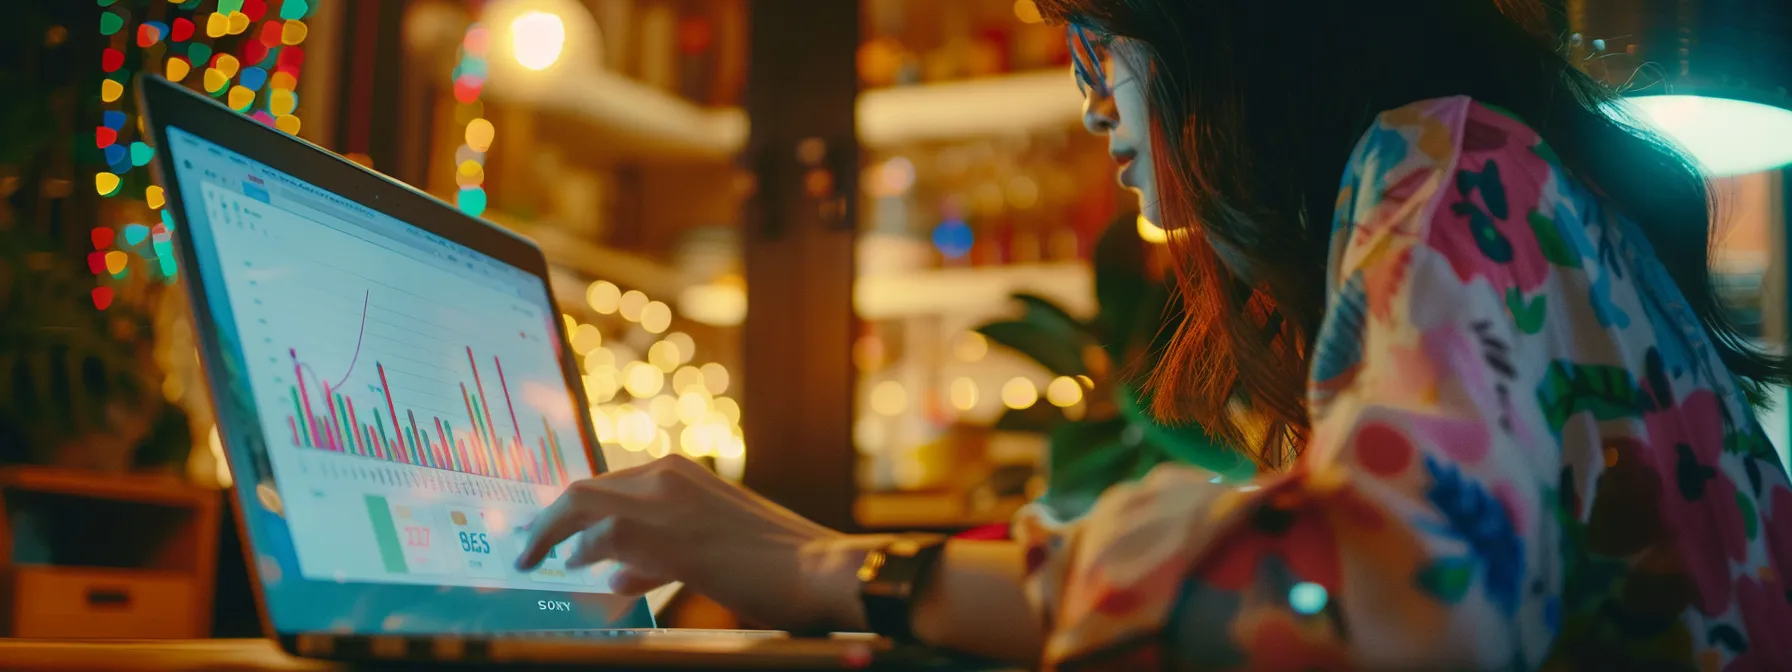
[515,455,885,632]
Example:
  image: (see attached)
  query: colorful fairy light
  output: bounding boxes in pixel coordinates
[451,19,493,216]
[94,0,318,309]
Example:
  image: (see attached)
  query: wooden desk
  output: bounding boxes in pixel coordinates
[0,639,333,671]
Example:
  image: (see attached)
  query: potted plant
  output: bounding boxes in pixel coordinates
[975,216,1254,521]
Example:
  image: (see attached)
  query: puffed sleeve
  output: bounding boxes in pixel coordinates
[1015,96,1567,670]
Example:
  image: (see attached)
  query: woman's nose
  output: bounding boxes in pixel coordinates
[1082,87,1119,135]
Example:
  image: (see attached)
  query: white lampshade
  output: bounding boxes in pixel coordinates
[1610,95,1792,178]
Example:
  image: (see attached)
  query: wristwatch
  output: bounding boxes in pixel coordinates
[856,533,949,643]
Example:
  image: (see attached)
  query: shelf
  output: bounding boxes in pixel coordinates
[485,68,749,163]
[858,70,1084,148]
[854,262,1094,321]
[481,69,1082,161]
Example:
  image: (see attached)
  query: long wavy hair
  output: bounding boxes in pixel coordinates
[1035,0,1791,469]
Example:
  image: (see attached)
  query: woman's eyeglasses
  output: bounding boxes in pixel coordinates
[1068,24,1111,99]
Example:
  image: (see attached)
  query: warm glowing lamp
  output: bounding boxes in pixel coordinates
[480,0,602,76]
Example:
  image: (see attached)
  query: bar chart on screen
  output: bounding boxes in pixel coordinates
[201,180,592,506]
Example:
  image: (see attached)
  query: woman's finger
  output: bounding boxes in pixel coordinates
[564,517,622,569]
[605,565,673,596]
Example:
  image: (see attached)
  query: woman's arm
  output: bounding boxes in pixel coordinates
[806,536,1043,664]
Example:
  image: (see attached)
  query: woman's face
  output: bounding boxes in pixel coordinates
[1075,32,1158,226]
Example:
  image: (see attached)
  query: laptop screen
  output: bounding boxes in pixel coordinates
[163,126,638,633]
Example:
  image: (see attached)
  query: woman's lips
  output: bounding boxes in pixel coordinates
[1110,148,1139,189]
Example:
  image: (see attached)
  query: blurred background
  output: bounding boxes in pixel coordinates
[2,0,1790,542]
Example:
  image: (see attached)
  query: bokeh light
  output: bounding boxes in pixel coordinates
[1001,378,1039,410]
[510,11,567,71]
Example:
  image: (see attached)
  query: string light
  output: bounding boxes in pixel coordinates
[451,22,492,216]
[93,0,317,309]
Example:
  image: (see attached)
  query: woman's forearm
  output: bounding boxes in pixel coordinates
[806,536,1043,663]
[911,539,1043,663]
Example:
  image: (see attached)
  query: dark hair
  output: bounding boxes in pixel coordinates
[1036,0,1791,469]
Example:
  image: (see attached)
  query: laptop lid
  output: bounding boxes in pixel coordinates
[137,76,653,637]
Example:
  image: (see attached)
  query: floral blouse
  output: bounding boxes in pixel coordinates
[1015,97,1792,671]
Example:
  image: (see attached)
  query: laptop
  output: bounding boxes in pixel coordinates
[136,75,906,668]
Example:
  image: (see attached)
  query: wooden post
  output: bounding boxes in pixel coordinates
[739,0,861,531]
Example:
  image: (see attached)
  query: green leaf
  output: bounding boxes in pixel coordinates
[1115,386,1256,481]
[976,320,1088,376]
[1041,420,1135,519]
[1013,293,1093,342]
[1415,558,1475,602]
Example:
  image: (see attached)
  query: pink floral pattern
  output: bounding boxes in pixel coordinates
[1015,97,1792,670]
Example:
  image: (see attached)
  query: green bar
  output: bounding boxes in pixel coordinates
[335,394,353,452]
[374,410,390,460]
[291,387,312,447]
[444,421,460,471]
[362,495,409,574]
[407,427,421,464]
[472,402,499,475]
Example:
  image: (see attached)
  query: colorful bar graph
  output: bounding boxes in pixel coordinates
[282,345,572,486]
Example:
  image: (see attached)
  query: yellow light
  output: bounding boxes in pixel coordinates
[165,57,191,82]
[870,380,908,416]
[954,331,988,362]
[617,409,655,451]
[619,290,648,321]
[281,19,309,45]
[1013,0,1044,23]
[1001,378,1039,410]
[270,71,298,91]
[95,172,120,195]
[208,425,232,488]
[458,159,482,176]
[465,119,495,153]
[146,185,166,209]
[719,435,745,460]
[648,340,681,372]
[215,54,241,78]
[510,11,567,71]
[562,313,577,334]
[640,301,673,334]
[676,391,711,426]
[569,323,602,354]
[700,362,731,396]
[1077,375,1094,388]
[584,280,621,314]
[590,407,616,443]
[270,89,297,116]
[228,85,256,111]
[713,397,741,425]
[1047,376,1084,408]
[672,366,705,394]
[649,395,679,427]
[1137,214,1169,244]
[649,430,672,458]
[583,371,618,403]
[101,80,124,103]
[275,113,302,135]
[227,11,251,35]
[583,347,616,373]
[950,377,978,411]
[104,251,129,275]
[203,69,228,94]
[622,361,665,398]
[205,12,229,38]
[663,332,696,363]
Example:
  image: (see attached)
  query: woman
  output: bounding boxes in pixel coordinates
[519,0,1792,668]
